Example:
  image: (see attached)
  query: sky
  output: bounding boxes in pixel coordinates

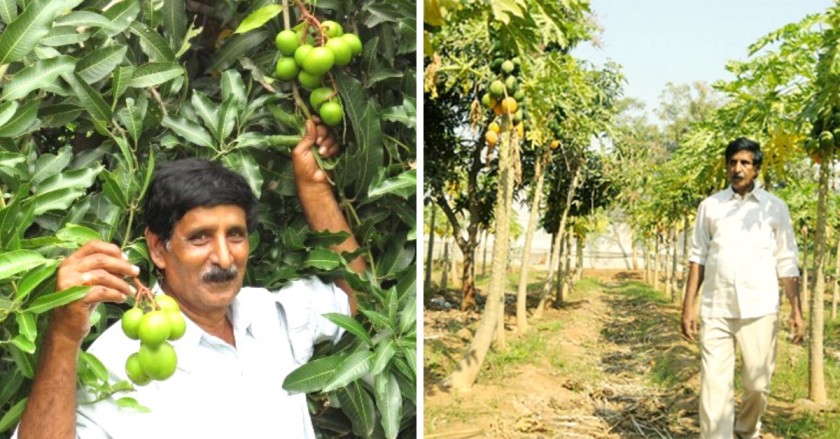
[572,0,835,119]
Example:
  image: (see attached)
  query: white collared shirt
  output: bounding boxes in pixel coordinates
[689,185,799,319]
[67,276,349,439]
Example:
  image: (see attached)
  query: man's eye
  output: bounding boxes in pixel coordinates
[189,233,209,243]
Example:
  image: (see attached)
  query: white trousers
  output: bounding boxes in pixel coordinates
[700,314,778,439]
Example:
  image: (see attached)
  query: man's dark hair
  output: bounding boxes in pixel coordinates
[725,137,763,168]
[143,158,258,241]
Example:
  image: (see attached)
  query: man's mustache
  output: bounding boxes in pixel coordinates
[202,265,239,283]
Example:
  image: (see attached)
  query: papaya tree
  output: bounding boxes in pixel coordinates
[0,1,416,438]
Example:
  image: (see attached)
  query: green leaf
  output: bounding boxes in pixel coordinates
[16,311,36,341]
[111,65,135,104]
[0,0,17,25]
[381,96,416,128]
[55,10,122,33]
[323,349,374,393]
[56,223,102,247]
[16,259,58,300]
[79,352,108,381]
[27,187,86,216]
[162,115,214,148]
[0,101,18,126]
[401,346,416,375]
[63,72,112,131]
[217,96,237,141]
[41,25,91,47]
[0,397,27,432]
[162,0,186,52]
[100,170,128,209]
[191,90,219,139]
[0,250,47,281]
[99,0,140,36]
[305,230,351,248]
[360,309,393,332]
[336,381,375,438]
[0,0,84,65]
[0,369,23,409]
[30,146,72,184]
[234,4,282,34]
[323,313,373,346]
[221,152,262,197]
[0,100,38,138]
[282,355,344,394]
[129,62,184,88]
[221,70,247,107]
[399,295,415,336]
[336,70,384,195]
[208,31,269,72]
[10,334,35,353]
[116,397,150,413]
[303,247,342,271]
[25,285,89,314]
[129,21,176,62]
[76,45,127,84]
[118,96,148,144]
[366,169,416,201]
[374,372,402,439]
[37,165,103,194]
[370,337,395,376]
[1,55,76,101]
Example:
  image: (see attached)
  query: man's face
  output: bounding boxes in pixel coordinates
[727,150,758,195]
[148,205,250,314]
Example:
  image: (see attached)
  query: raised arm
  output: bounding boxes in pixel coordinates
[291,117,366,313]
[18,241,137,439]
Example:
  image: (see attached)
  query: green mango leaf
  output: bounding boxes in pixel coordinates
[335,70,384,195]
[0,397,27,432]
[323,350,374,393]
[0,369,23,409]
[217,96,237,141]
[221,151,263,198]
[30,146,72,184]
[15,312,36,341]
[130,22,176,62]
[0,101,18,126]
[366,169,416,201]
[0,100,38,138]
[76,45,128,84]
[55,10,122,33]
[191,90,219,139]
[1,55,77,101]
[40,103,84,128]
[0,0,17,25]
[98,0,140,36]
[10,334,35,353]
[380,96,416,128]
[303,247,342,271]
[376,240,414,280]
[305,230,351,248]
[116,397,150,413]
[221,70,247,107]
[56,223,102,247]
[401,346,416,375]
[41,25,91,47]
[79,352,108,381]
[323,313,373,346]
[27,187,86,216]
[398,295,415,336]
[118,96,148,144]
[37,165,103,194]
[360,309,393,332]
[234,4,282,34]
[282,355,344,394]
[208,31,269,72]
[374,372,402,439]
[162,0,187,51]
[16,259,58,300]
[111,65,135,105]
[100,169,128,209]
[370,337,395,376]
[25,285,89,314]
[0,0,84,65]
[63,72,112,131]
[0,250,47,281]
[129,63,184,88]
[336,381,375,438]
[162,115,214,148]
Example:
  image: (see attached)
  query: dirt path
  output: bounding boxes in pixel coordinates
[424,271,702,438]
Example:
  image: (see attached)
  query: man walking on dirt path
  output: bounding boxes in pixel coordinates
[681,137,805,439]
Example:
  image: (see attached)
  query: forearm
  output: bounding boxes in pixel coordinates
[18,327,81,439]
[682,263,705,315]
[781,276,802,314]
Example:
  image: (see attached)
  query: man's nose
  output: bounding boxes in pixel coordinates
[210,235,234,268]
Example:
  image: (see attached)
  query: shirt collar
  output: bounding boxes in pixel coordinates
[726,181,763,201]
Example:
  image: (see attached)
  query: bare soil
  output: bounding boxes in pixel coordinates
[423,269,796,438]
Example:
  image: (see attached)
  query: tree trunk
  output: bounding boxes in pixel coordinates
[682,216,690,290]
[450,244,460,289]
[809,161,829,404]
[425,203,436,289]
[653,233,661,291]
[515,152,548,333]
[482,229,489,277]
[535,165,583,316]
[833,234,840,320]
[803,238,809,313]
[671,225,679,302]
[562,233,572,302]
[575,235,583,281]
[664,229,673,300]
[441,224,450,290]
[449,131,516,390]
[644,241,651,283]
[632,242,639,270]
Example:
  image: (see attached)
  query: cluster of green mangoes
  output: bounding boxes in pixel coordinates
[480,55,526,149]
[274,20,363,126]
[120,294,186,385]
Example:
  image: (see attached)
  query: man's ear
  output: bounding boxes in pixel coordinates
[145,227,167,270]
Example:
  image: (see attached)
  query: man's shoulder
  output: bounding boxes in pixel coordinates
[757,188,788,206]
